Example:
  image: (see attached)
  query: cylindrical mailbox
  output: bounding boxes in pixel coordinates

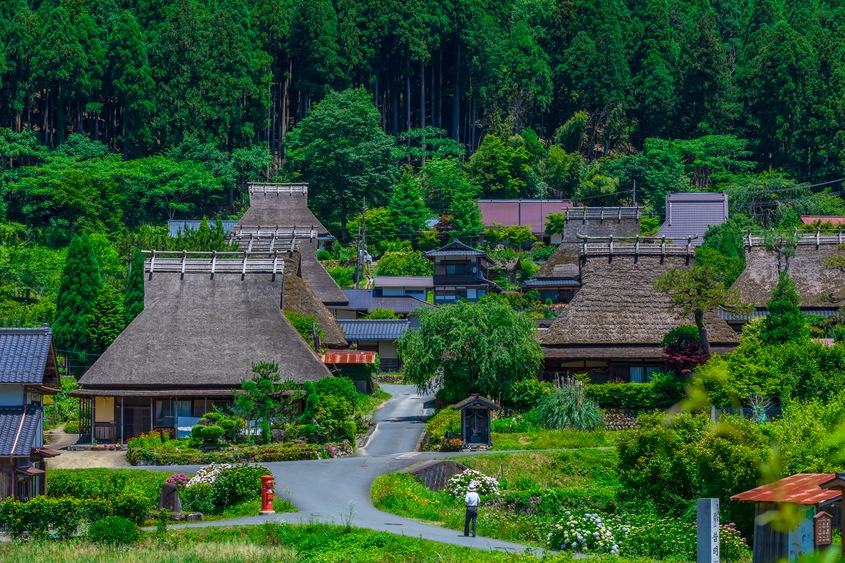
[260,474,275,514]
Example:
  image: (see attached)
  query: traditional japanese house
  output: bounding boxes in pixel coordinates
[540,238,739,382]
[424,239,501,304]
[336,289,435,320]
[657,192,728,246]
[0,326,60,500]
[724,233,845,331]
[230,183,349,309]
[74,252,332,443]
[336,319,411,372]
[523,207,642,303]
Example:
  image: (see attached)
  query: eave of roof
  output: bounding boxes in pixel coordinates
[731,474,840,505]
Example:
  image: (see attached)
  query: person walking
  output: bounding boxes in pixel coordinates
[464,483,480,537]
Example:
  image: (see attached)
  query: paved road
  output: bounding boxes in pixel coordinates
[162,384,541,555]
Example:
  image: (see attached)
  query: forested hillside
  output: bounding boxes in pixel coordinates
[3,0,845,345]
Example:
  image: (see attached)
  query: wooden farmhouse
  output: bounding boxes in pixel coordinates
[539,238,738,383]
[0,326,60,500]
[424,239,501,305]
[723,233,845,331]
[75,252,332,443]
[523,207,641,303]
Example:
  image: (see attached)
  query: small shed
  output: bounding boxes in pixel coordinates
[820,472,845,557]
[731,473,842,563]
[452,395,500,448]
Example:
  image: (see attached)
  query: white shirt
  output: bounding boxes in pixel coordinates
[465,491,480,507]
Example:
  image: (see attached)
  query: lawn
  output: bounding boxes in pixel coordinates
[491,429,619,450]
[0,522,657,562]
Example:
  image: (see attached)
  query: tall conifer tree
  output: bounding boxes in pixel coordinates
[124,248,144,324]
[53,234,102,356]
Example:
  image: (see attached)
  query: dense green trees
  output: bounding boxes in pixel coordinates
[53,235,101,356]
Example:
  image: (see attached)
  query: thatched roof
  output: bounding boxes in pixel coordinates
[731,237,845,308]
[282,251,347,348]
[239,183,330,236]
[297,238,349,305]
[79,257,331,388]
[536,244,580,278]
[540,253,739,353]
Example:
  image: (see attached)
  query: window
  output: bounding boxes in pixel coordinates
[155,399,192,427]
[630,367,659,383]
[467,289,477,300]
[445,264,465,275]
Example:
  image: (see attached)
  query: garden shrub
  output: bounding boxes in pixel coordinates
[113,493,150,525]
[447,469,500,498]
[0,497,82,539]
[536,384,603,430]
[80,499,112,523]
[63,420,79,434]
[48,468,168,507]
[127,441,322,465]
[88,516,139,545]
[505,378,552,410]
[439,437,463,452]
[200,425,224,445]
[211,464,271,510]
[182,482,215,514]
[423,407,460,451]
[315,376,359,410]
[586,376,683,410]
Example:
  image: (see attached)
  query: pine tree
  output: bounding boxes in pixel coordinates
[761,272,808,345]
[124,248,144,324]
[53,234,102,355]
[88,285,126,353]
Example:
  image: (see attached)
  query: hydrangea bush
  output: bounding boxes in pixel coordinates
[448,469,500,498]
[186,463,233,488]
[545,511,624,555]
[165,473,190,489]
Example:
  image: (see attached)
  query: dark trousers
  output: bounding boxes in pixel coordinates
[464,506,478,536]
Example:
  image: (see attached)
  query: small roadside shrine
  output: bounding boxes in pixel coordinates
[452,395,500,449]
[730,473,842,563]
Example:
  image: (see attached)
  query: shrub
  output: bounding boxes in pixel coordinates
[63,420,79,434]
[536,384,603,430]
[186,463,234,488]
[48,468,168,507]
[88,516,139,545]
[317,249,331,260]
[505,378,552,410]
[200,425,224,445]
[182,482,215,514]
[315,376,359,408]
[211,464,271,510]
[128,442,323,465]
[491,411,540,433]
[423,407,460,451]
[113,493,149,525]
[0,497,82,539]
[585,377,683,410]
[447,469,500,498]
[440,437,463,452]
[545,511,622,555]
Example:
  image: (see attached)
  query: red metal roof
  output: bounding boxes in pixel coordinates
[319,350,377,365]
[801,216,845,225]
[730,474,841,505]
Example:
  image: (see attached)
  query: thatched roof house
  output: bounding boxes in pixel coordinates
[731,235,845,309]
[76,253,332,443]
[282,251,347,348]
[231,183,348,307]
[540,241,738,383]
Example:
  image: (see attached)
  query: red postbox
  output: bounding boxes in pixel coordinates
[260,474,275,514]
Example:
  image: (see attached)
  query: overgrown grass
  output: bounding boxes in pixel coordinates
[357,388,391,419]
[199,497,297,522]
[372,449,621,547]
[0,522,657,562]
[491,428,619,450]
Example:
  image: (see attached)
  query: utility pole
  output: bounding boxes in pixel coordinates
[633,180,637,207]
[355,198,367,289]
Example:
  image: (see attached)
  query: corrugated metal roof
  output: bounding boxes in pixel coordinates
[0,327,52,385]
[337,319,411,341]
[802,216,845,225]
[320,350,377,364]
[731,474,841,505]
[168,220,238,238]
[374,276,434,289]
[657,192,728,246]
[0,406,42,457]
[479,200,573,233]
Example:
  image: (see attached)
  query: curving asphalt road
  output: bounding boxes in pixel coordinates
[161,384,541,555]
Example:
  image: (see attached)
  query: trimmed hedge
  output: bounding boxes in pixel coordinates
[88,516,138,545]
[0,497,127,539]
[585,379,684,411]
[127,442,324,465]
[48,468,168,508]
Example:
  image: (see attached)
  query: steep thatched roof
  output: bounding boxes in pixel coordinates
[731,237,845,308]
[282,251,347,348]
[536,244,580,279]
[79,257,331,388]
[540,253,738,355]
[240,183,330,236]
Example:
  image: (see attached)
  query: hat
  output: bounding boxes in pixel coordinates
[468,484,477,492]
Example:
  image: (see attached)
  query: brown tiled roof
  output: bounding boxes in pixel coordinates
[731,474,840,505]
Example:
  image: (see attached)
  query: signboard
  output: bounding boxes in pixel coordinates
[697,498,720,563]
[814,511,832,546]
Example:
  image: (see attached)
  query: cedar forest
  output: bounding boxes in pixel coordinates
[3,0,845,358]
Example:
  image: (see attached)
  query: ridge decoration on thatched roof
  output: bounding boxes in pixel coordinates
[452,394,500,411]
[240,182,330,236]
[79,253,332,388]
[564,207,641,221]
[143,250,285,278]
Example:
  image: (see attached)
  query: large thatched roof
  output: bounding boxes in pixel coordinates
[540,252,738,357]
[731,236,845,308]
[282,251,347,348]
[240,183,330,235]
[536,244,580,279]
[79,257,331,388]
[297,238,349,306]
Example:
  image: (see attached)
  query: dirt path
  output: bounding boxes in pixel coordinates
[44,429,130,469]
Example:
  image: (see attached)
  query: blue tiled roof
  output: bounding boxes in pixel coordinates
[341,290,435,314]
[337,319,411,341]
[0,405,42,456]
[0,327,52,384]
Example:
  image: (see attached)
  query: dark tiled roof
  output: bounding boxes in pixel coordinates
[337,319,411,341]
[0,406,42,457]
[657,192,728,246]
[522,278,581,287]
[341,290,435,314]
[168,220,238,238]
[374,276,434,289]
[0,326,52,384]
[718,307,841,322]
[425,239,488,258]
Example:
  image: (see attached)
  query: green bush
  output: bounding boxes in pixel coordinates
[661,324,699,347]
[48,468,168,507]
[200,425,224,445]
[536,384,603,430]
[182,482,215,514]
[212,464,271,510]
[88,516,139,545]
[505,378,552,410]
[63,420,80,434]
[317,249,331,260]
[315,376,359,408]
[338,419,357,443]
[127,442,322,465]
[423,407,460,451]
[0,497,82,539]
[113,493,150,525]
[585,376,683,410]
